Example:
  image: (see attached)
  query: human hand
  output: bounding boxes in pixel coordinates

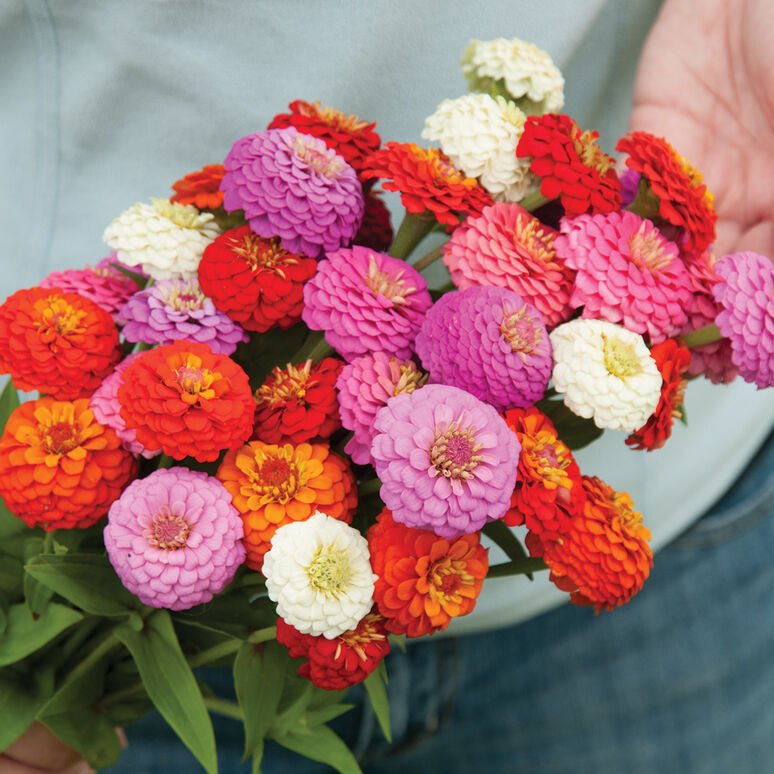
[1,723,92,774]
[629,0,774,257]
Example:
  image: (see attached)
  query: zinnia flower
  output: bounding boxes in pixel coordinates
[367,508,488,637]
[118,340,255,462]
[263,512,376,639]
[461,37,565,113]
[0,397,137,530]
[252,358,343,445]
[216,440,356,570]
[354,188,393,252]
[371,384,519,538]
[276,612,390,690]
[421,94,534,202]
[360,142,493,229]
[712,251,774,388]
[118,277,248,355]
[415,286,552,411]
[550,319,662,432]
[103,467,245,610]
[302,245,433,362]
[555,210,692,343]
[221,127,364,258]
[336,352,427,465]
[616,131,716,252]
[170,164,226,210]
[516,113,621,217]
[443,202,574,329]
[103,198,220,280]
[198,225,317,333]
[0,287,122,400]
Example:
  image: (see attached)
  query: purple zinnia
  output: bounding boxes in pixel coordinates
[303,245,433,361]
[371,384,520,538]
[221,126,364,258]
[712,251,774,388]
[415,286,552,411]
[104,467,246,610]
[118,277,248,354]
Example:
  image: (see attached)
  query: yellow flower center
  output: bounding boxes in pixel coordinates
[512,214,557,264]
[306,544,352,597]
[677,152,715,209]
[291,135,344,178]
[365,255,411,305]
[174,355,217,401]
[237,443,322,506]
[500,306,543,358]
[35,296,88,337]
[628,221,673,272]
[524,431,572,490]
[152,198,204,229]
[410,145,478,190]
[302,100,370,133]
[393,362,427,396]
[164,280,206,313]
[336,614,386,662]
[602,333,642,379]
[230,233,297,276]
[256,361,313,406]
[572,128,615,175]
[147,507,191,550]
[430,419,483,479]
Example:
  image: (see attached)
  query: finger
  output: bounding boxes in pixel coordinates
[0,753,93,774]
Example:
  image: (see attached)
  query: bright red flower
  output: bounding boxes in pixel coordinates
[0,287,122,400]
[252,358,343,445]
[198,225,317,333]
[118,340,254,462]
[367,508,488,638]
[170,164,226,210]
[626,339,691,451]
[616,131,716,251]
[354,188,393,252]
[361,142,493,229]
[516,113,621,218]
[276,612,391,690]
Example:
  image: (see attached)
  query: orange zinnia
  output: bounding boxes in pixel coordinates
[0,397,137,530]
[367,508,488,638]
[170,164,226,210]
[216,440,356,571]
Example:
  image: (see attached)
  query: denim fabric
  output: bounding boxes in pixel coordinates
[105,428,774,774]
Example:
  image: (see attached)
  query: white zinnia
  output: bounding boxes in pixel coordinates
[461,37,565,115]
[550,319,662,432]
[263,512,376,639]
[103,198,220,281]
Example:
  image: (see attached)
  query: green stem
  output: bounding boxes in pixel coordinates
[518,190,551,212]
[292,331,334,364]
[43,531,55,554]
[187,638,243,669]
[156,454,176,470]
[680,323,722,349]
[388,211,436,260]
[248,625,277,645]
[487,557,547,578]
[358,478,382,497]
[61,631,120,686]
[333,430,354,455]
[55,617,103,672]
[411,241,447,272]
[133,341,154,353]
[204,697,243,721]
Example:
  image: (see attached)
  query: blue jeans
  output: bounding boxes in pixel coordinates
[106,428,774,773]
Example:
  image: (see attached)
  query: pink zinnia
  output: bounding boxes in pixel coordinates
[712,251,774,388]
[443,202,574,329]
[415,286,552,412]
[371,384,520,538]
[555,210,692,343]
[303,245,433,362]
[221,127,364,259]
[104,467,246,610]
[336,352,427,465]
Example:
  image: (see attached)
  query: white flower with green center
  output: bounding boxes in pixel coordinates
[103,198,221,280]
[263,511,376,639]
[550,319,662,432]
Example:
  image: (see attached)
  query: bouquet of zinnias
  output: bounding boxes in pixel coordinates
[1,36,773,774]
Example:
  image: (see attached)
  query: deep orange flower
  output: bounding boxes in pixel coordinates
[0,287,122,399]
[616,131,716,251]
[516,113,621,217]
[216,441,356,570]
[626,339,691,451]
[361,142,493,229]
[535,476,653,612]
[0,397,137,530]
[170,164,226,210]
[502,406,584,539]
[252,358,343,445]
[367,508,488,638]
[118,340,254,462]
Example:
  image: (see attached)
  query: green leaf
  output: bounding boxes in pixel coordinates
[234,640,288,764]
[24,571,54,617]
[538,397,604,450]
[273,680,314,738]
[108,261,148,287]
[363,664,392,742]
[231,323,308,386]
[0,602,82,666]
[25,553,141,617]
[115,609,218,774]
[176,589,274,638]
[271,724,363,774]
[302,702,354,728]
[0,670,54,751]
[0,376,20,426]
[0,551,24,599]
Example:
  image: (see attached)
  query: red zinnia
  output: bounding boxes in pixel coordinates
[268,99,381,176]
[626,339,690,451]
[118,340,254,462]
[170,164,226,210]
[198,225,317,333]
[354,188,394,252]
[616,131,716,251]
[276,612,391,690]
[0,287,122,400]
[516,113,621,218]
[252,358,343,445]
[361,142,493,229]
[367,508,488,638]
